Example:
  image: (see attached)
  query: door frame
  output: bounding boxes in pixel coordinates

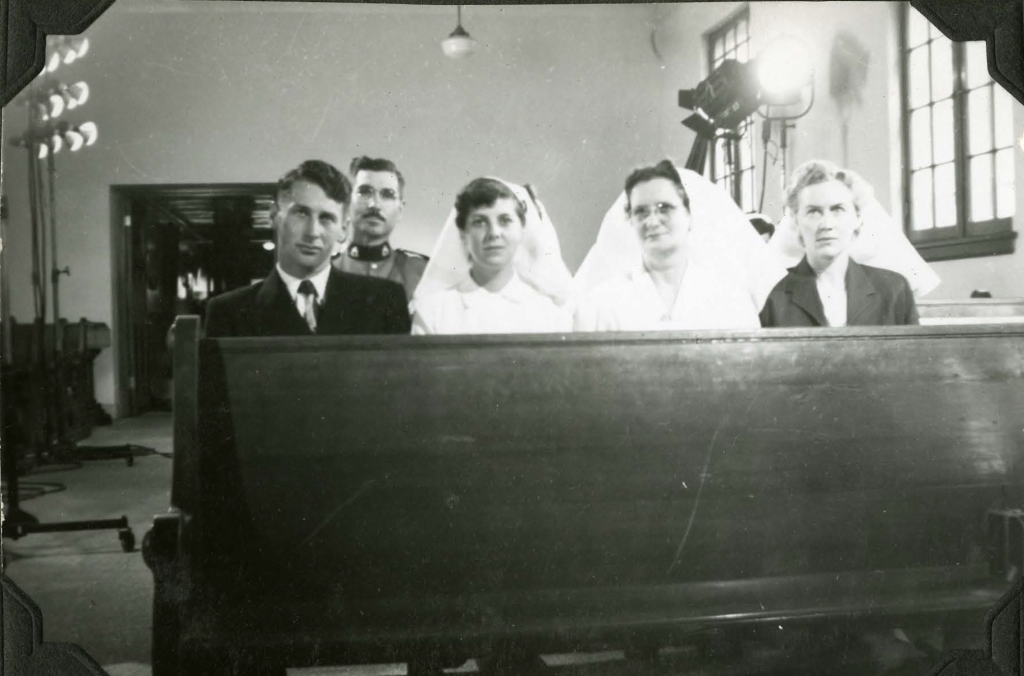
[109,183,275,418]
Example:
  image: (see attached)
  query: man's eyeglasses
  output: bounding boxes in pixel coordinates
[629,202,678,221]
[355,185,400,202]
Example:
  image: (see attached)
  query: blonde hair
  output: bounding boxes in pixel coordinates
[785,160,872,215]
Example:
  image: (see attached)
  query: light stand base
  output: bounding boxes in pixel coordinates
[49,442,139,466]
[3,510,136,553]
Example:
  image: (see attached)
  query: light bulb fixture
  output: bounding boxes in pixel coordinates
[38,143,49,159]
[41,36,91,76]
[79,121,98,146]
[66,130,84,152]
[442,5,479,59]
[50,133,63,154]
[48,93,65,117]
[70,81,89,106]
[262,241,276,251]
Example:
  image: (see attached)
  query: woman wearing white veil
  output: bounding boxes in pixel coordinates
[411,177,573,335]
[760,160,938,327]
[573,160,787,331]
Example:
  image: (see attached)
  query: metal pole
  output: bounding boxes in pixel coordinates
[1,195,10,363]
[26,103,43,323]
[779,121,790,197]
[45,148,69,444]
[47,150,62,355]
[33,140,48,332]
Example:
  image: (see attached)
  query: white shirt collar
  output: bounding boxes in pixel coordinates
[276,263,331,303]
[457,272,535,308]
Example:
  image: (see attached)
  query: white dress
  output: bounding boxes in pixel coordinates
[412,273,572,335]
[574,260,762,332]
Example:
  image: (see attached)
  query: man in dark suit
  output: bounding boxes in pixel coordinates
[760,160,919,327]
[205,160,411,337]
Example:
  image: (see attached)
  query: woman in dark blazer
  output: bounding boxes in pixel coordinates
[760,160,919,328]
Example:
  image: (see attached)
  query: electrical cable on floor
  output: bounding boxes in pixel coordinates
[0,481,68,502]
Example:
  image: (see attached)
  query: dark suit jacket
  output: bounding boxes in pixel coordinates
[759,258,919,327]
[204,267,411,337]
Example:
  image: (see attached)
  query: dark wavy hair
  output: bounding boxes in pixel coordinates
[624,159,690,213]
[454,178,527,231]
[349,156,406,197]
[276,159,351,207]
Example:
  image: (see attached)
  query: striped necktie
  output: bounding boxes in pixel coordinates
[297,279,319,333]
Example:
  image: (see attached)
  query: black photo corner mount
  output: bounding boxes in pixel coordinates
[0,0,116,108]
[913,0,1024,104]
[0,0,1023,675]
[2,574,111,676]
[924,575,1024,676]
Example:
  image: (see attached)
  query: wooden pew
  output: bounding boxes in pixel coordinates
[919,298,1024,325]
[144,318,1024,676]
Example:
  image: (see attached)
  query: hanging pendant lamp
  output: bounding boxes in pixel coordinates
[442,5,479,59]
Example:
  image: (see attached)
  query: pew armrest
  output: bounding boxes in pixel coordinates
[143,511,183,575]
[143,511,189,676]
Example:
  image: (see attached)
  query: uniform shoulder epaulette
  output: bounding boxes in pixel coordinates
[398,249,429,261]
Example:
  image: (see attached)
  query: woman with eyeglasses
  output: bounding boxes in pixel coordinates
[573,159,787,331]
[411,177,573,335]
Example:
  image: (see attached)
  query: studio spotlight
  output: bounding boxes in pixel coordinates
[677,59,762,138]
[676,36,815,174]
[756,37,813,106]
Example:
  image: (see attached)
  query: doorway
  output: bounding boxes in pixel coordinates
[110,184,276,417]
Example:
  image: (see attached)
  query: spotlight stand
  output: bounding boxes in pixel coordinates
[2,69,137,557]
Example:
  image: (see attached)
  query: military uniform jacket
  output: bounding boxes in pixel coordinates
[204,267,411,337]
[759,257,919,327]
[333,242,428,303]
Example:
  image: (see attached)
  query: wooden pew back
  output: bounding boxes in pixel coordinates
[172,321,1024,616]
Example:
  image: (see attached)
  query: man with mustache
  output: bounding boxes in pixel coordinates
[333,156,428,303]
[759,160,919,327]
[204,159,411,337]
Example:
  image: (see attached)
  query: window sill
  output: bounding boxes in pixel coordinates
[913,230,1018,262]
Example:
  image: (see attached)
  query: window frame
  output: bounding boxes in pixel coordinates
[898,2,1016,262]
[705,6,757,213]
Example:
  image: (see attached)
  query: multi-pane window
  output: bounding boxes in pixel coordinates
[707,7,756,213]
[901,4,1017,260]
